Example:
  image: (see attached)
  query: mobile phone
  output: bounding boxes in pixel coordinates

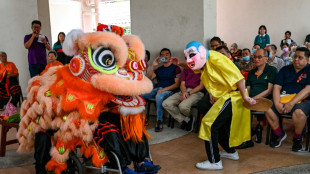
[158,57,169,63]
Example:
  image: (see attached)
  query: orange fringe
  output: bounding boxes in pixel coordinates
[46,159,67,174]
[49,66,114,122]
[83,144,95,158]
[66,137,84,151]
[83,142,108,167]
[92,150,108,167]
[120,111,150,143]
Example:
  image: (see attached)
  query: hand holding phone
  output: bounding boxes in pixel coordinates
[158,57,169,63]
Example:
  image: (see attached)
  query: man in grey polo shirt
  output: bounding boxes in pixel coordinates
[266,44,285,72]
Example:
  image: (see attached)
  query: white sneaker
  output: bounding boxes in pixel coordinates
[196,160,223,170]
[219,150,239,160]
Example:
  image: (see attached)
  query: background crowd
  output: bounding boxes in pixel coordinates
[1,20,310,172]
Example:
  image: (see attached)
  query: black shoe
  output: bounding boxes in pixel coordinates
[180,121,187,130]
[155,120,163,132]
[235,140,254,149]
[255,124,263,143]
[270,132,287,148]
[292,137,303,152]
[185,116,195,132]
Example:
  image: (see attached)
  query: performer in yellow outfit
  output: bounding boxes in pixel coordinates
[184,41,256,170]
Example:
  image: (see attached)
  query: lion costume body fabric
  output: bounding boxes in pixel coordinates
[17,29,153,174]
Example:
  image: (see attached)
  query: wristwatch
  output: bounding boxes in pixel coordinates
[187,91,191,96]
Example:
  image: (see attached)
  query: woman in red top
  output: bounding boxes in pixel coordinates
[0,51,21,116]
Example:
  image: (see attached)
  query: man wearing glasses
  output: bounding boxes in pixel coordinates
[24,20,51,77]
[265,47,310,152]
[244,49,277,147]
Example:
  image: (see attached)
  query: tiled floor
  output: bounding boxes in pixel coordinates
[1,118,310,174]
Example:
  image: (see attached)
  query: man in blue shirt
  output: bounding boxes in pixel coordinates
[265,47,310,152]
[142,48,181,132]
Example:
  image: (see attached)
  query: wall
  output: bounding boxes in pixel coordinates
[38,0,52,43]
[217,0,310,54]
[49,0,82,44]
[131,0,216,61]
[0,0,39,95]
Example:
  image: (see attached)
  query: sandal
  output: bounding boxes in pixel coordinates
[155,120,163,132]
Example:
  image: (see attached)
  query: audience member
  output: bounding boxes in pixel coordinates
[40,51,63,75]
[265,47,310,152]
[280,43,291,65]
[265,44,285,72]
[280,31,294,46]
[162,67,204,132]
[305,42,310,50]
[245,49,277,145]
[230,43,242,60]
[305,34,310,44]
[252,44,261,54]
[142,48,181,132]
[53,32,72,65]
[216,46,240,69]
[254,25,270,49]
[24,20,51,77]
[0,52,21,116]
[289,42,297,58]
[221,41,228,47]
[237,48,255,79]
[210,36,222,50]
[143,50,151,75]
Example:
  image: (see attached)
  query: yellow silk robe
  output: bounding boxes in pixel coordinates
[198,50,251,147]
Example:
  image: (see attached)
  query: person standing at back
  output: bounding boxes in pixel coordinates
[254,25,270,49]
[24,20,51,77]
[53,32,72,65]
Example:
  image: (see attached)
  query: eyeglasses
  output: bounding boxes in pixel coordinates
[32,26,41,29]
[253,55,266,59]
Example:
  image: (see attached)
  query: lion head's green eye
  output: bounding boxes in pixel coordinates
[88,46,119,74]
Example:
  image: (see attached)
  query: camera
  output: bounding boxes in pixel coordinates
[158,57,169,63]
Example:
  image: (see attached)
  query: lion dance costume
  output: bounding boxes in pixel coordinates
[17,25,159,174]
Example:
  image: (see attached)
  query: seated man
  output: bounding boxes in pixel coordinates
[237,48,256,79]
[252,44,260,54]
[162,66,204,132]
[216,46,240,69]
[244,49,277,146]
[265,44,285,72]
[0,51,21,116]
[265,47,310,152]
[142,48,181,132]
